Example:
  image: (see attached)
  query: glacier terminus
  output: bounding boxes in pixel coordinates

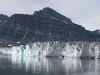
[0,41,100,58]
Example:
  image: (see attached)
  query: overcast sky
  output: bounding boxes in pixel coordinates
[0,0,100,31]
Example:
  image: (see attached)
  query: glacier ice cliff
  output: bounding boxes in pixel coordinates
[0,41,100,58]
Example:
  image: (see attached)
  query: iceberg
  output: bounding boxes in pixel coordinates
[0,41,100,58]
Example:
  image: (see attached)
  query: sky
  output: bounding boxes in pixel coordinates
[0,0,100,31]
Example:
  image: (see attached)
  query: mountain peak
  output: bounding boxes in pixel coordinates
[43,7,55,11]
[33,7,73,24]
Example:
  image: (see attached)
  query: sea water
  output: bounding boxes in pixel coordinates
[0,55,100,75]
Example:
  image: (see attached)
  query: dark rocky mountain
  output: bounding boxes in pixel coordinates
[0,14,8,24]
[0,7,98,47]
[33,7,73,24]
[92,30,100,41]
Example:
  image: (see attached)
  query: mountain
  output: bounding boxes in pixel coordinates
[33,7,73,24]
[0,14,8,23]
[0,7,98,47]
[92,30,100,41]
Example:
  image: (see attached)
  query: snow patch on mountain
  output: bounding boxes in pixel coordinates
[51,17,58,20]
[62,21,67,24]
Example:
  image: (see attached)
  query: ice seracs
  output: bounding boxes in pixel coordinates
[0,41,100,58]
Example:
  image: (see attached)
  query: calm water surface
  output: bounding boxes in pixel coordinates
[0,55,100,75]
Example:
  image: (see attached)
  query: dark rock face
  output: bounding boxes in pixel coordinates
[92,30,100,41]
[33,7,73,24]
[0,14,8,23]
[0,7,97,46]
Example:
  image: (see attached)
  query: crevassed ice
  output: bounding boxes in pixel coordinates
[0,41,100,58]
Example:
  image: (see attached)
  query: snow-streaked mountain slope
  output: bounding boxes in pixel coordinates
[0,7,98,47]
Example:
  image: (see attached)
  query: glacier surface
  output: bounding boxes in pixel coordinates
[0,41,100,58]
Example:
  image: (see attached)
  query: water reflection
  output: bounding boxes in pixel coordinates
[0,55,100,75]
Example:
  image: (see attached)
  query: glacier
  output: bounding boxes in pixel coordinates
[0,41,100,58]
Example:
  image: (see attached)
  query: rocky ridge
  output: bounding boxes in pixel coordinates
[0,7,99,47]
